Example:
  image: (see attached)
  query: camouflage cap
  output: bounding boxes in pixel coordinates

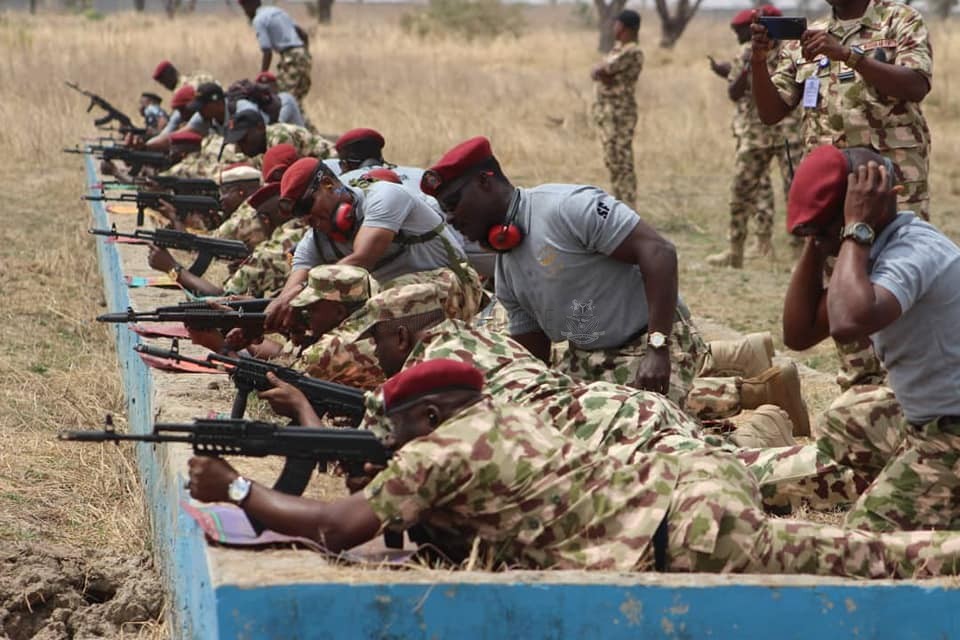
[354,283,446,341]
[291,265,377,308]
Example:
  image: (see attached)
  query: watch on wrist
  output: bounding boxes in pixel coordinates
[648,331,669,350]
[846,45,865,70]
[167,263,184,282]
[841,222,876,246]
[227,475,252,505]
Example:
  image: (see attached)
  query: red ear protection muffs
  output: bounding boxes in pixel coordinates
[329,201,356,243]
[487,223,523,252]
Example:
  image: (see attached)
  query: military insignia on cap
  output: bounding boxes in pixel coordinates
[422,170,442,192]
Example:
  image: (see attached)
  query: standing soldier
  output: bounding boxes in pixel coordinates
[751,0,932,219]
[708,5,802,268]
[591,9,643,209]
[238,0,313,107]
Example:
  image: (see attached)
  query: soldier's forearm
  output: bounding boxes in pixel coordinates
[855,58,930,103]
[751,61,791,125]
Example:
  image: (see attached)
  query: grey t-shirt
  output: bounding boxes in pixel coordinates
[253,5,303,51]
[292,182,466,282]
[277,92,305,127]
[161,110,182,136]
[495,185,651,350]
[868,212,960,424]
[186,112,225,137]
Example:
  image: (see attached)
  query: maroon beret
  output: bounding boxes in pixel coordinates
[255,71,277,84]
[171,85,196,109]
[247,181,281,210]
[760,4,782,16]
[786,145,849,233]
[152,60,174,80]
[262,143,300,183]
[335,128,385,153]
[169,129,203,148]
[731,8,755,26]
[383,359,485,414]
[421,136,493,196]
[362,168,402,184]
[280,157,320,203]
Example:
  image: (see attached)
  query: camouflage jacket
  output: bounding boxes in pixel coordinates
[161,134,245,179]
[213,202,270,250]
[248,124,336,168]
[593,41,643,107]
[364,396,678,570]
[771,0,931,155]
[730,42,802,150]
[222,218,307,297]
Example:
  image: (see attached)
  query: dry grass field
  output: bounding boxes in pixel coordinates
[0,3,959,636]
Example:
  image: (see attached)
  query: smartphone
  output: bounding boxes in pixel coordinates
[758,16,807,40]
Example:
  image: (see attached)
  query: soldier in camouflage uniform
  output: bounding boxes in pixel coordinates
[213,165,268,251]
[189,359,960,577]
[753,0,933,218]
[590,10,643,209]
[224,110,335,168]
[238,0,313,104]
[151,60,216,92]
[708,7,804,268]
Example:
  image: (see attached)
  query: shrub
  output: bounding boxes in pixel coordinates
[401,0,526,41]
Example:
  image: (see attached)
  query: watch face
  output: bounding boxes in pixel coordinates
[649,332,667,349]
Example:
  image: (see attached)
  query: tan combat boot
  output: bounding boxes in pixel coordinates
[739,362,811,437]
[706,239,744,268]
[729,405,796,449]
[707,332,774,378]
[745,235,774,259]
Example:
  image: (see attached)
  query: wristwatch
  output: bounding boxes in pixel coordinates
[846,45,865,71]
[841,222,876,246]
[648,331,669,350]
[167,263,184,282]
[227,475,253,505]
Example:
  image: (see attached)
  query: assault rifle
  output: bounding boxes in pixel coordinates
[133,343,366,425]
[97,177,220,198]
[65,145,171,177]
[156,297,271,314]
[98,307,267,332]
[89,224,249,277]
[82,191,221,226]
[65,81,139,133]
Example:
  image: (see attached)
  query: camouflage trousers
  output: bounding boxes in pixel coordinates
[844,416,960,532]
[297,265,483,390]
[833,335,887,390]
[661,449,960,578]
[887,144,929,221]
[728,144,794,243]
[277,47,312,103]
[592,99,637,209]
[557,307,707,411]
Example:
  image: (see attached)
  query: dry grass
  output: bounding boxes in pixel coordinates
[0,0,959,610]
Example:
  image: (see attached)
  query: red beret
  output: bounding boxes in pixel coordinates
[247,181,281,210]
[335,128,386,153]
[786,145,849,233]
[760,4,782,16]
[280,157,320,203]
[421,136,493,197]
[262,143,300,183]
[171,85,196,109]
[169,129,203,147]
[152,60,174,81]
[731,8,755,26]
[362,168,402,184]
[382,359,485,414]
[255,71,277,84]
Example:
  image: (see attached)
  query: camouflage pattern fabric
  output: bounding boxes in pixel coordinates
[222,218,306,297]
[248,124,335,168]
[365,398,960,577]
[176,71,216,90]
[362,318,863,511]
[213,202,269,250]
[276,47,312,103]
[834,334,887,390]
[291,264,376,308]
[844,416,960,532]
[771,0,932,218]
[161,134,246,179]
[556,307,708,411]
[474,295,510,335]
[591,41,643,208]
[684,376,741,420]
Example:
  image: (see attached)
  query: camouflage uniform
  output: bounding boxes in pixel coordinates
[591,41,643,209]
[176,71,216,91]
[277,48,312,103]
[162,135,246,179]
[771,0,932,218]
[247,124,335,168]
[366,398,960,577]
[222,218,307,298]
[213,202,269,251]
[728,43,803,247]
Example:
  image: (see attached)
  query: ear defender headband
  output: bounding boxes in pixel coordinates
[486,186,524,253]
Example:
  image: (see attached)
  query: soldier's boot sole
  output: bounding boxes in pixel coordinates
[740,362,811,437]
[730,405,796,449]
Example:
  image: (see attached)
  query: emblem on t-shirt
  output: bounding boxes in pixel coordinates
[560,298,606,344]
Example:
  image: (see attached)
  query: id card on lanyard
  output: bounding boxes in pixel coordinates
[802,57,830,108]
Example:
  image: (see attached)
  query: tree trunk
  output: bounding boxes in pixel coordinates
[593,0,627,52]
[315,0,334,23]
[30,0,37,13]
[654,0,704,48]
[133,0,145,10]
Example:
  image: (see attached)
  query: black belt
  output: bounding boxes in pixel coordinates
[653,514,669,572]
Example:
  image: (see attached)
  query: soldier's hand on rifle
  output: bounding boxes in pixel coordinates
[264,294,296,333]
[100,159,118,177]
[344,462,386,493]
[155,198,180,226]
[187,456,238,503]
[148,245,178,273]
[187,327,226,353]
[258,371,313,421]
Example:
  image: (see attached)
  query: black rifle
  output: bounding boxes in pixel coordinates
[156,297,272,314]
[82,191,221,226]
[98,307,267,332]
[89,224,249,277]
[133,343,365,425]
[97,177,220,199]
[65,145,171,177]
[65,81,138,132]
